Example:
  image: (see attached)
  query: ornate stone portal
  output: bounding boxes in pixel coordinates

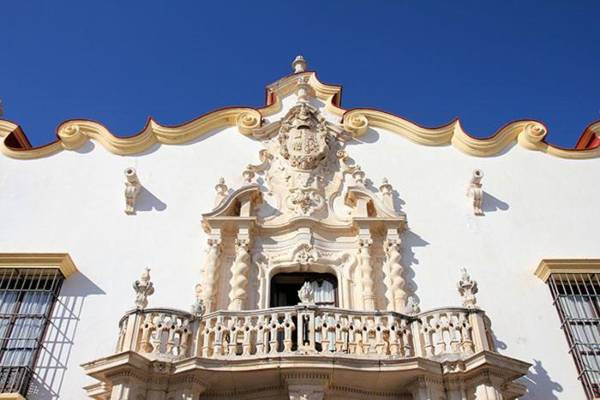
[82,57,530,400]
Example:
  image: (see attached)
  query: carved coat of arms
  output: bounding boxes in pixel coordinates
[278,103,329,170]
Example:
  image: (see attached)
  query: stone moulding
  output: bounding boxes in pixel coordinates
[534,259,600,282]
[0,252,78,278]
[1,70,599,160]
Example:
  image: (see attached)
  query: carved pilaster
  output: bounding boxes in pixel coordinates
[228,237,251,310]
[285,372,328,400]
[407,376,445,400]
[385,238,407,312]
[196,237,222,313]
[288,385,325,400]
[358,237,375,311]
[107,371,146,400]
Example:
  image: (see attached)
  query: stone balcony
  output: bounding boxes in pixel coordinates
[82,305,530,399]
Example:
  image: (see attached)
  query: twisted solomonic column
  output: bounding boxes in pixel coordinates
[385,239,408,312]
[195,238,222,313]
[358,238,376,310]
[228,238,251,310]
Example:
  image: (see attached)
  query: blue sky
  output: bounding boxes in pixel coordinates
[1,1,599,147]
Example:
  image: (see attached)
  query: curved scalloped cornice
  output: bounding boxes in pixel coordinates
[1,71,599,160]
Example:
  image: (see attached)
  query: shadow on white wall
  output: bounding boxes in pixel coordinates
[521,359,563,400]
[27,272,104,400]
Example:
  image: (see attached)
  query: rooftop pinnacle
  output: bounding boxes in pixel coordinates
[292,55,307,73]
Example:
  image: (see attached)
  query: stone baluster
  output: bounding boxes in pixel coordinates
[449,314,461,353]
[374,315,385,355]
[150,314,164,354]
[227,317,237,357]
[214,315,225,356]
[245,317,254,356]
[284,312,295,352]
[364,316,374,354]
[228,238,251,311]
[179,320,191,357]
[256,315,267,354]
[401,319,413,357]
[421,318,434,357]
[166,320,175,355]
[319,313,330,352]
[269,312,279,354]
[389,318,400,355]
[438,314,449,354]
[358,237,376,310]
[138,313,153,353]
[334,312,346,353]
[201,320,211,358]
[115,321,127,352]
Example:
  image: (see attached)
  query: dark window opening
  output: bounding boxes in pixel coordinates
[270,273,337,308]
[0,268,63,396]
[548,273,600,400]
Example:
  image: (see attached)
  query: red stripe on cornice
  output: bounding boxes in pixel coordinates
[0,71,596,154]
[575,121,600,150]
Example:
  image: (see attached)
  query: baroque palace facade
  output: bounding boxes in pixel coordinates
[0,57,599,399]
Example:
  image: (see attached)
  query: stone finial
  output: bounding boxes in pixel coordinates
[242,166,255,184]
[404,296,421,315]
[379,178,394,209]
[133,268,154,309]
[297,281,315,305]
[457,268,478,309]
[292,55,307,73]
[295,77,313,104]
[124,168,141,215]
[352,167,366,186]
[467,169,484,216]
[214,177,228,206]
[191,297,206,317]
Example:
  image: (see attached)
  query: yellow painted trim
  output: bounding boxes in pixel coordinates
[0,394,26,400]
[0,253,78,278]
[1,72,599,160]
[534,259,600,282]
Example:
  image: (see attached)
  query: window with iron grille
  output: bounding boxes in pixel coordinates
[0,268,63,396]
[548,273,600,400]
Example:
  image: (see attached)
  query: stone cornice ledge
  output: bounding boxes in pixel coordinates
[2,71,599,160]
[0,253,77,278]
[0,394,26,400]
[535,259,600,282]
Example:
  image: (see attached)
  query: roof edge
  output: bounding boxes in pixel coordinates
[1,70,600,160]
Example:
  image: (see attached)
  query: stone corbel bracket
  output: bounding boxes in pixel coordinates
[466,169,484,216]
[124,167,141,215]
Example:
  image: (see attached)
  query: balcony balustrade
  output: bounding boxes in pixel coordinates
[83,268,530,400]
[114,305,492,362]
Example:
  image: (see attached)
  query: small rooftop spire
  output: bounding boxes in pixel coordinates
[292,55,307,73]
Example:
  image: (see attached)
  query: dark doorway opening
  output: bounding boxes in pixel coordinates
[270,272,338,307]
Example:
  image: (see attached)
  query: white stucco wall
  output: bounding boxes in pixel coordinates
[0,92,598,399]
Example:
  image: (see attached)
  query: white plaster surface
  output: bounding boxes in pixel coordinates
[0,94,598,399]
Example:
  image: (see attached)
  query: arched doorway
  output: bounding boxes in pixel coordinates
[270,272,338,307]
